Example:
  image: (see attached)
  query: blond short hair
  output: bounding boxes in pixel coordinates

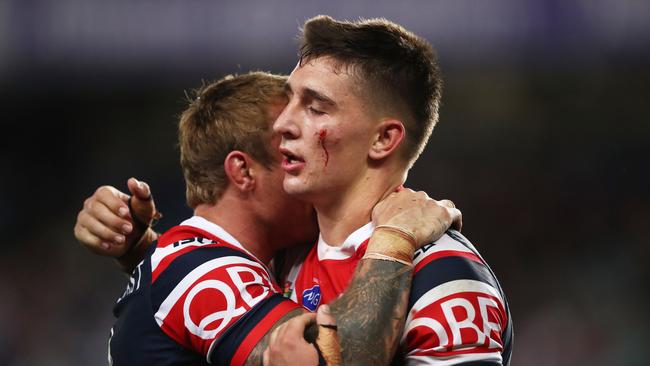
[178,72,287,208]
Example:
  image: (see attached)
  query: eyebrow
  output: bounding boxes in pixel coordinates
[304,87,336,106]
[284,82,336,107]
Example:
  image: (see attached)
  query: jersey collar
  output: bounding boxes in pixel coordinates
[177,216,273,278]
[180,216,246,251]
[317,221,375,261]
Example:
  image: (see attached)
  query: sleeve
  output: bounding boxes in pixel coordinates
[402,234,511,366]
[150,245,301,366]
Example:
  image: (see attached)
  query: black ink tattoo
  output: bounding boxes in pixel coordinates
[327,259,412,365]
[246,250,413,365]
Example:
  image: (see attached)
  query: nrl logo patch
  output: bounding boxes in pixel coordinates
[301,284,321,312]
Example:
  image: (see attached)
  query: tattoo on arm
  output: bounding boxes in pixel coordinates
[327,259,412,365]
[244,308,305,366]
[245,256,412,366]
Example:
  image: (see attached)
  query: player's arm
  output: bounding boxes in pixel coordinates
[256,190,462,366]
[73,177,160,273]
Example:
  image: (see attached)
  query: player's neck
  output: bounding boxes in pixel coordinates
[315,168,405,246]
[194,197,277,264]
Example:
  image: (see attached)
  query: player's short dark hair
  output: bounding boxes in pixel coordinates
[299,15,443,166]
[179,72,287,208]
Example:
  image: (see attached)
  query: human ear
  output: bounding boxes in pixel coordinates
[224,151,255,192]
[368,119,406,160]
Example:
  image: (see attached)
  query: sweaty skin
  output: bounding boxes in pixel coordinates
[317,128,329,167]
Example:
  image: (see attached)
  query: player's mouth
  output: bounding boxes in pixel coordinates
[280,148,305,173]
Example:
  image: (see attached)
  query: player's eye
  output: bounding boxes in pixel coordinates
[308,106,325,116]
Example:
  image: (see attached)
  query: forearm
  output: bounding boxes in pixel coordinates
[249,260,411,366]
[327,257,412,365]
[319,227,415,365]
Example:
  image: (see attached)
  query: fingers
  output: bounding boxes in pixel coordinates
[262,347,270,366]
[274,313,316,342]
[127,177,152,200]
[89,198,133,235]
[448,207,463,231]
[265,312,317,366]
[269,325,280,346]
[74,185,137,257]
[438,199,455,209]
[83,188,133,237]
[127,177,157,226]
[436,199,462,231]
[316,304,336,327]
[73,223,103,250]
[371,189,463,248]
[76,210,128,249]
[372,188,431,227]
[74,216,127,257]
[94,186,131,218]
[77,207,126,244]
[278,313,316,340]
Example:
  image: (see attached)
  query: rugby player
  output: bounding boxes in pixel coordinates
[257,15,513,365]
[75,72,461,365]
[77,15,513,366]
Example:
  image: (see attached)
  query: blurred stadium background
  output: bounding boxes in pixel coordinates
[1,0,648,365]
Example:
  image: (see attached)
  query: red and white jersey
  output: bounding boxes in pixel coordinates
[110,216,300,366]
[283,222,513,366]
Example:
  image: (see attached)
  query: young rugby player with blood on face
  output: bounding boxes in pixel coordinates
[74,72,461,365]
[265,16,513,365]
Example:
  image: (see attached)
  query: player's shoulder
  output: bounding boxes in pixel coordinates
[414,229,480,267]
[148,222,276,328]
[150,223,258,282]
[410,229,508,309]
[405,230,513,365]
[413,229,494,281]
[147,223,284,356]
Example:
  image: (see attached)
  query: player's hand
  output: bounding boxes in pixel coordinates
[263,312,318,366]
[372,188,462,248]
[74,177,157,257]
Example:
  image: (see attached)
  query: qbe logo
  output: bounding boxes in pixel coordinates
[181,265,272,340]
[302,285,321,312]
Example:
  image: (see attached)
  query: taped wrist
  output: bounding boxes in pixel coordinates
[313,342,328,366]
[362,225,417,266]
[118,197,161,259]
[315,323,341,366]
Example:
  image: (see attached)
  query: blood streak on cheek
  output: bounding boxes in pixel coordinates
[317,129,330,168]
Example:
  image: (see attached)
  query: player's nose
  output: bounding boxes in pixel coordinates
[273,102,300,139]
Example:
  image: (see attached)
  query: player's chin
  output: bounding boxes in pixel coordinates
[282,178,309,197]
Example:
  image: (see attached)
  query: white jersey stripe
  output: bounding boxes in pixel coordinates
[405,279,505,327]
[180,216,244,249]
[180,216,263,262]
[151,238,217,273]
[405,351,502,366]
[412,234,474,266]
[151,216,266,273]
